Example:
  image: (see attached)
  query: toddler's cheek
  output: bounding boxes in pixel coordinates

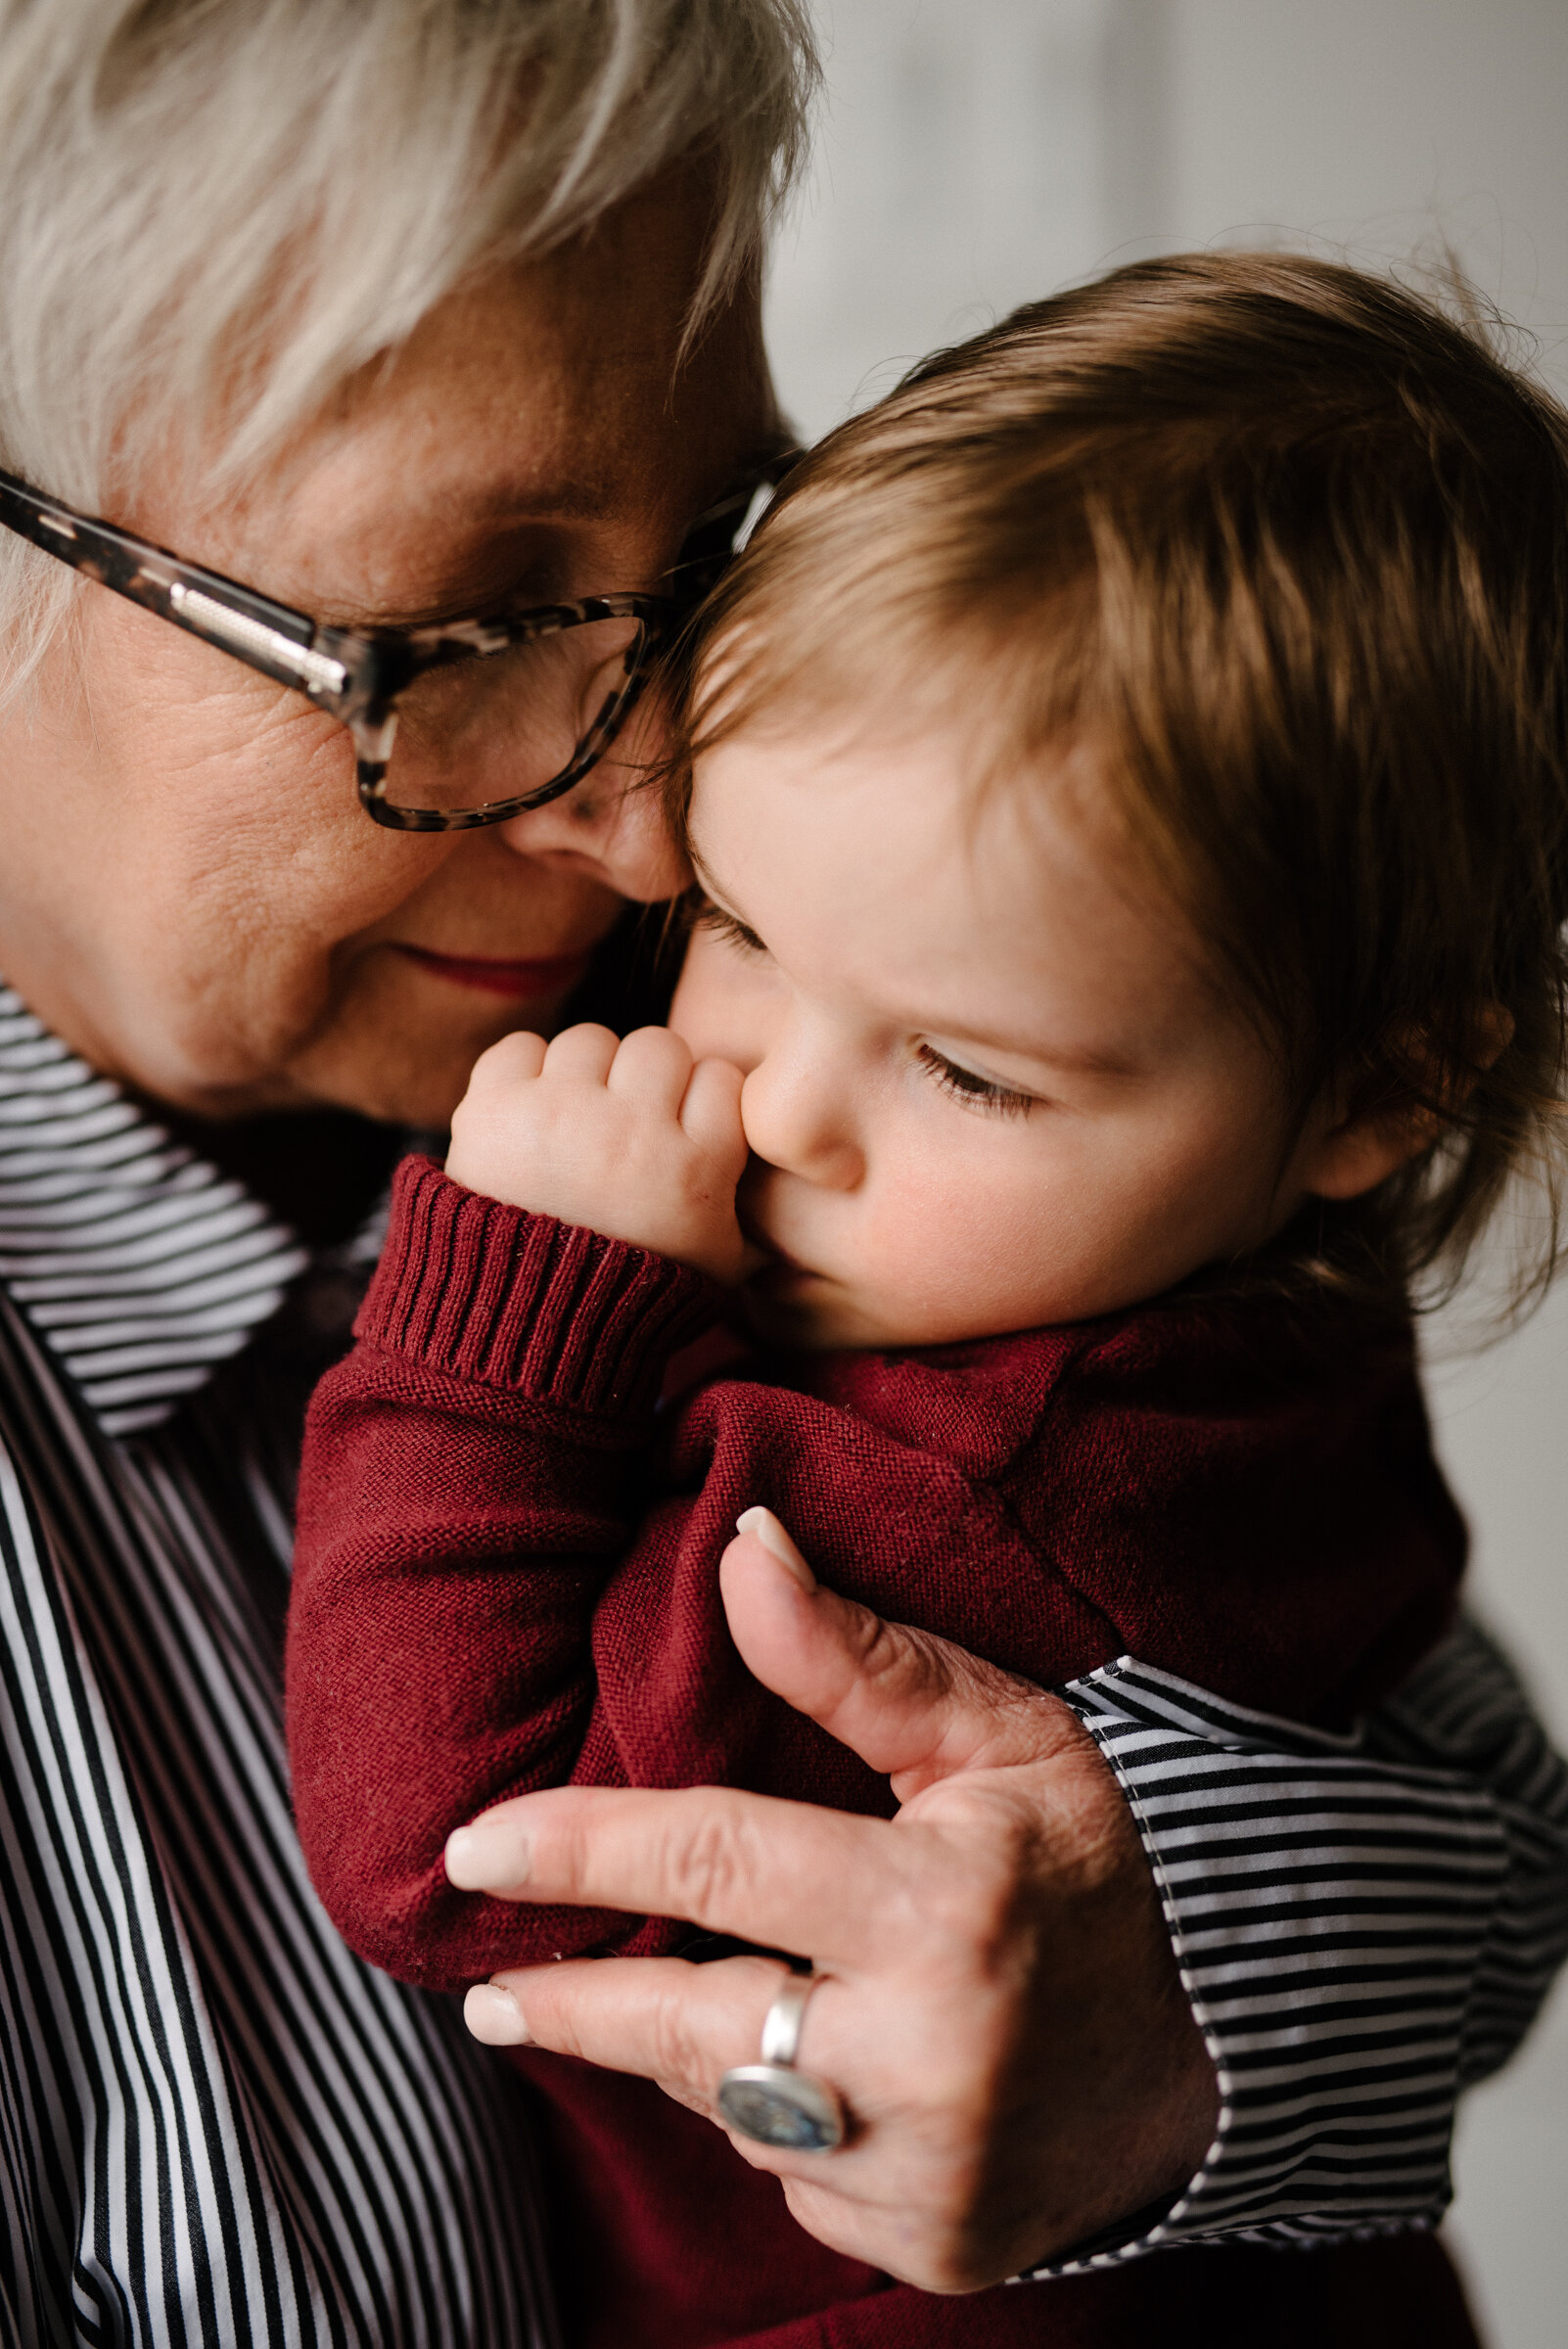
[837,1195,1061,1350]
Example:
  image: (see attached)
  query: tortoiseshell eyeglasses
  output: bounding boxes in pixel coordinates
[0,457,794,832]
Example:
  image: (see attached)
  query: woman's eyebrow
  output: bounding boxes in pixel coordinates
[411,473,615,530]
[322,541,592,630]
[308,480,628,625]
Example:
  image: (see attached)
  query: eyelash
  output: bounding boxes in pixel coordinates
[694,898,767,956]
[915,1042,1036,1119]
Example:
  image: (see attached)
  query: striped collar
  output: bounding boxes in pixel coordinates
[0,986,310,1435]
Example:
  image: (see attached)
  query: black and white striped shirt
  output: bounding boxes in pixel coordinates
[1045,1623,1568,2270]
[0,983,1561,2340]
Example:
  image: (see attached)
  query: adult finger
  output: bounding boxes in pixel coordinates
[443,1778,991,1971]
[465,1950,796,2121]
[719,1514,1088,1799]
[443,1532,1096,1958]
[540,1022,619,1082]
[465,1955,981,2282]
[605,1024,694,1114]
[465,1950,983,2205]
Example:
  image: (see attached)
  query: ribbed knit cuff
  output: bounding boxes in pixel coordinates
[356,1156,723,1415]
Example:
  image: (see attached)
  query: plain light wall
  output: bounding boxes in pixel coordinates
[764,7,1568,2343]
[1166,0,1568,395]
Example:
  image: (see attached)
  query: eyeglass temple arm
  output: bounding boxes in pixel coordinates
[0,468,391,719]
[0,447,803,800]
[667,447,804,605]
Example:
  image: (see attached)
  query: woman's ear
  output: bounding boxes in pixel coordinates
[1301,1003,1514,1204]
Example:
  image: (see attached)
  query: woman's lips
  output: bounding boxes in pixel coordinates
[395,944,591,999]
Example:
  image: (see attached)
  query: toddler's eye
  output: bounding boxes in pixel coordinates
[694,897,767,958]
[915,1042,1036,1118]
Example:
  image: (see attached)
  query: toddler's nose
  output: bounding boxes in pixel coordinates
[740,1061,864,1191]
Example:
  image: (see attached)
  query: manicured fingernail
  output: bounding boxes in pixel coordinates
[464,1982,533,2046]
[736,1505,816,1591]
[445,1817,530,1891]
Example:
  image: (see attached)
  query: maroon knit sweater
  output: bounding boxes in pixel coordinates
[287,1159,1472,2349]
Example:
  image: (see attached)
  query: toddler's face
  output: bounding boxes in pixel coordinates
[669,714,1327,1351]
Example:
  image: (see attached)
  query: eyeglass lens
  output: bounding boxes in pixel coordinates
[375,614,650,820]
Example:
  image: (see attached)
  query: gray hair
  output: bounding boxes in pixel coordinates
[0,0,817,685]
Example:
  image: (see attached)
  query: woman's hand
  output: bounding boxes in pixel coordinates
[445,1023,752,1282]
[444,1512,1221,2290]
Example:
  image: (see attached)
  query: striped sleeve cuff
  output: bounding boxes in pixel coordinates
[354,1155,723,1415]
[1024,1617,1568,2272]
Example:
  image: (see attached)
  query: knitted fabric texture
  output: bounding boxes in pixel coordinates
[287,1155,1469,2349]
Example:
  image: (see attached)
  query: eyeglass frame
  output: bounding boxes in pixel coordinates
[0,453,796,833]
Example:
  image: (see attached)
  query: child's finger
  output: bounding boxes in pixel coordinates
[540,1023,620,1083]
[605,1025,694,1115]
[463,1031,547,1094]
[678,1056,747,1163]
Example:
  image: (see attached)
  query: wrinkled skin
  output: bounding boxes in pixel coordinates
[0,168,753,1128]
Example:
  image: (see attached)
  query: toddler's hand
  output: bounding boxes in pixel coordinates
[446,1025,751,1283]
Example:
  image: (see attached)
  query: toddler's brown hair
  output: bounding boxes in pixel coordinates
[683,252,1568,1313]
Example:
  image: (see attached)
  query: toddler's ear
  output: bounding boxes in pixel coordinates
[1303,1003,1513,1203]
[1304,1106,1439,1202]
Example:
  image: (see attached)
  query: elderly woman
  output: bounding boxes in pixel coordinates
[0,5,1559,2345]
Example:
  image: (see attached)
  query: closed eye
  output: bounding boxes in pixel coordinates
[915,1041,1037,1118]
[694,897,768,958]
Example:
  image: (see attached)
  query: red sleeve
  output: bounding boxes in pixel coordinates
[286,1156,724,1993]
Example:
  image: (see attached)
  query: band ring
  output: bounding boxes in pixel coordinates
[715,1969,847,2154]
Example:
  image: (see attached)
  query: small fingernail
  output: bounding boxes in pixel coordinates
[445,1818,530,1891]
[736,1505,816,1591]
[464,1982,533,2047]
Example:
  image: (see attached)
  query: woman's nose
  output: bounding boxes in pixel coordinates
[495,767,689,902]
[741,1057,864,1191]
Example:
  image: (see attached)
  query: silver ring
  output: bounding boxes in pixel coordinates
[715,1969,846,2154]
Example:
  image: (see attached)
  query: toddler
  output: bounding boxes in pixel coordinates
[287,253,1568,2349]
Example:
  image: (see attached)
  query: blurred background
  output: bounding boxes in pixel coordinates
[763,5,1568,2343]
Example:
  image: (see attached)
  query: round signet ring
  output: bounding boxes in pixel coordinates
[715,1968,846,2154]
